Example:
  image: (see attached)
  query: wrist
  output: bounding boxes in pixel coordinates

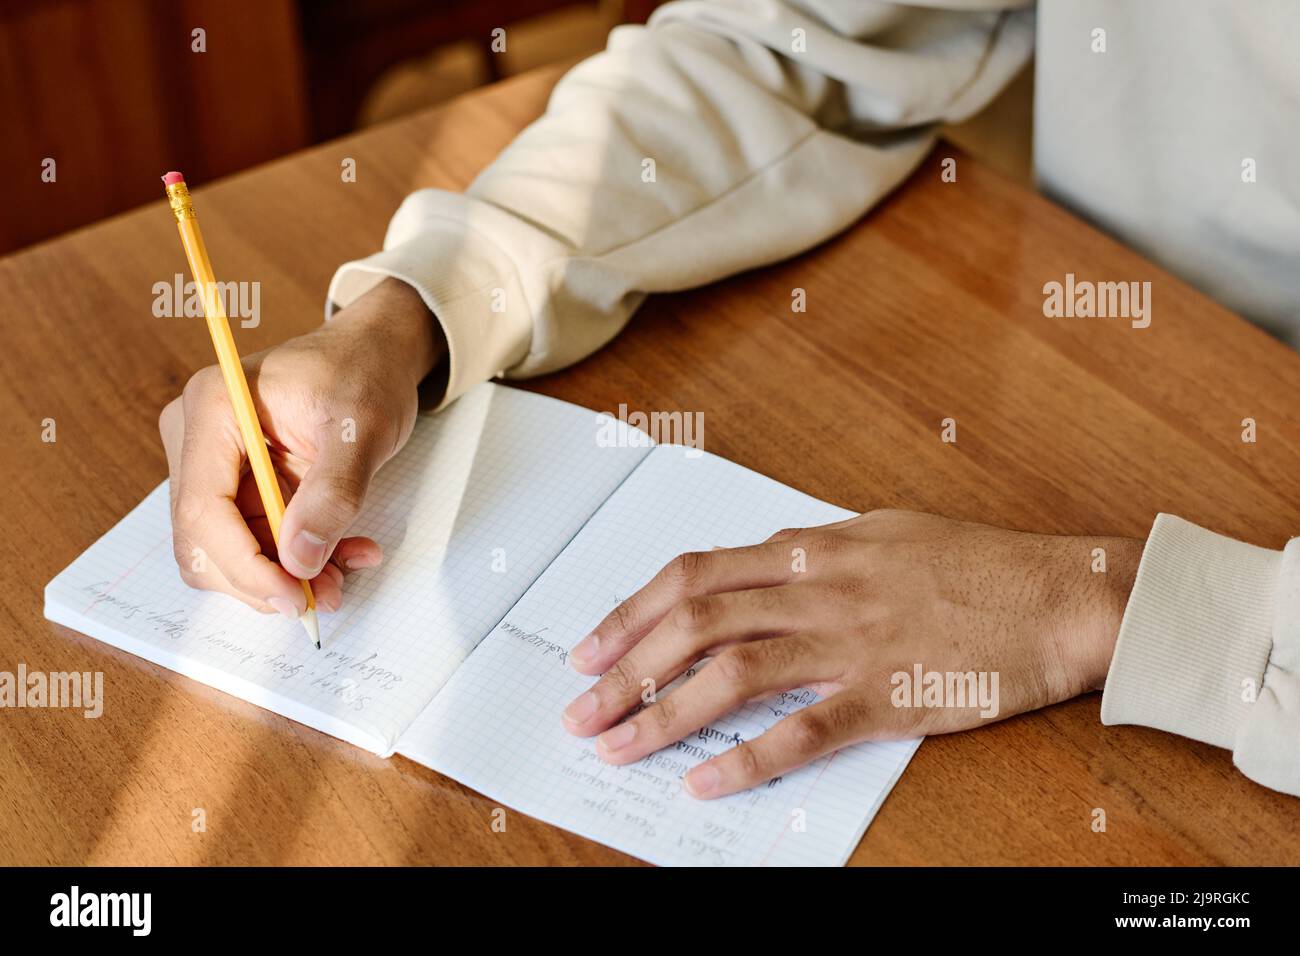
[330,278,447,391]
[1078,535,1143,692]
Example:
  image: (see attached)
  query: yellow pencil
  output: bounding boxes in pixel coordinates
[162,171,320,648]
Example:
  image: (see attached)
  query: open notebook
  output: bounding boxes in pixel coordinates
[45,383,919,866]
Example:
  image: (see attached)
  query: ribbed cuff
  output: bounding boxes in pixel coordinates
[326,207,532,410]
[1233,537,1300,794]
[1101,514,1280,750]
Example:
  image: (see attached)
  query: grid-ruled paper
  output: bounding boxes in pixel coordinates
[397,445,921,866]
[44,384,651,753]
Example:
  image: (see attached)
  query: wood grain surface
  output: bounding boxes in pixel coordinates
[1,65,1296,865]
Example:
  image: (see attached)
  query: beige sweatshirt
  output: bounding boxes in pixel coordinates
[327,0,1300,797]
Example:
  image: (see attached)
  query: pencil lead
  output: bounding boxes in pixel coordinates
[301,607,321,650]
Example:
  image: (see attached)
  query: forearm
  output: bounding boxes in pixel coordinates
[327,0,1035,405]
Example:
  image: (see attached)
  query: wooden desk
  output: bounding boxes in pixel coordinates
[2,65,1297,866]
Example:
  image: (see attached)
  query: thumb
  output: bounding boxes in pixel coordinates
[279,435,382,579]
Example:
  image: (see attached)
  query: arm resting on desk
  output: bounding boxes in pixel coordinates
[1103,516,1300,797]
[325,0,1035,406]
[325,1,1300,797]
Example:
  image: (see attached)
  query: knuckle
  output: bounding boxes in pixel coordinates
[731,739,763,780]
[757,636,801,673]
[171,490,207,534]
[666,550,709,592]
[787,709,833,754]
[649,693,678,732]
[181,365,222,408]
[834,695,876,732]
[158,397,183,438]
[860,509,913,536]
[332,470,369,516]
[714,646,758,688]
[602,658,640,698]
[811,532,847,561]
[317,472,368,527]
[672,595,715,634]
[173,543,205,589]
[608,599,638,635]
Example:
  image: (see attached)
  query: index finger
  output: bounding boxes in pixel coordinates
[570,539,799,674]
[169,387,308,612]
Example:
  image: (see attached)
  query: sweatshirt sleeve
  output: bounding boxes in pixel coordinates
[326,0,1035,406]
[1102,514,1300,797]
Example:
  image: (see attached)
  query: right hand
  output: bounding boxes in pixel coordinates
[158,278,443,620]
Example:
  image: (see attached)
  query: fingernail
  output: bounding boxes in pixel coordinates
[343,552,381,570]
[684,764,721,798]
[290,530,328,573]
[597,721,637,753]
[570,634,599,668]
[563,691,598,724]
[267,596,300,620]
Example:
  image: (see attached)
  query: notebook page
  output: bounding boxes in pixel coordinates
[44,383,651,754]
[397,445,921,866]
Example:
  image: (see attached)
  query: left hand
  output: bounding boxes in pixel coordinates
[562,510,1142,799]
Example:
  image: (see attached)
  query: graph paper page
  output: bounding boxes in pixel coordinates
[397,445,922,866]
[44,384,651,754]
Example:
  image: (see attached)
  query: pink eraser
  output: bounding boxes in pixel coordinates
[161,171,185,186]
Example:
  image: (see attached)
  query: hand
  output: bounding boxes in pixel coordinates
[159,278,443,619]
[562,510,1142,799]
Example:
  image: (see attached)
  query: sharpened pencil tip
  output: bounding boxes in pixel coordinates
[301,608,321,649]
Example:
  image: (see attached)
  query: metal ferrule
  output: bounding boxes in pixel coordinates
[165,182,196,222]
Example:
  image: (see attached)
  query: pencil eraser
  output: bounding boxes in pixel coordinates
[161,171,185,186]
